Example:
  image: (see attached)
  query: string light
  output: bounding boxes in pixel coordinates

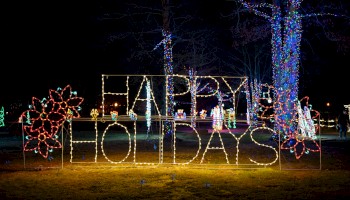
[100,122,131,164]
[90,109,99,120]
[146,80,151,134]
[21,85,83,159]
[19,74,321,165]
[0,106,4,127]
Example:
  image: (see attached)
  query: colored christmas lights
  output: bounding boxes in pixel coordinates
[146,80,151,134]
[90,109,99,120]
[20,85,83,159]
[0,106,4,127]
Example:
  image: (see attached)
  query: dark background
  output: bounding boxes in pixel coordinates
[0,0,349,119]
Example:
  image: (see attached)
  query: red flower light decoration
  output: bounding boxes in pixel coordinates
[20,85,84,158]
[49,85,84,119]
[279,96,321,159]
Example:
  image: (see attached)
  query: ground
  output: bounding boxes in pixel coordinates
[0,125,349,199]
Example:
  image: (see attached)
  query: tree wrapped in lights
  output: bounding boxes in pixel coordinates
[189,68,197,127]
[244,79,260,128]
[236,0,304,135]
[236,0,349,135]
[154,29,174,137]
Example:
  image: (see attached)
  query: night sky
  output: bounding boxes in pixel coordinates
[1,0,349,116]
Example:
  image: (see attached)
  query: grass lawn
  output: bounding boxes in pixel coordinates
[1,126,349,199]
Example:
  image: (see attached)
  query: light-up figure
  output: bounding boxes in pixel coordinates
[90,108,99,120]
[110,111,118,121]
[303,105,316,139]
[211,105,224,131]
[227,108,236,128]
[129,109,137,121]
[66,108,73,122]
[175,109,186,120]
[199,109,207,119]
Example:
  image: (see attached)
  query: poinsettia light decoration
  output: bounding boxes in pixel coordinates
[20,85,84,159]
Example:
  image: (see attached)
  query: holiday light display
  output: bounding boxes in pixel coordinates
[199,109,207,119]
[173,123,201,165]
[226,108,236,128]
[189,68,197,127]
[175,109,186,120]
[200,128,229,164]
[146,80,151,134]
[25,111,31,124]
[101,75,246,119]
[20,85,83,159]
[246,81,321,159]
[0,106,4,127]
[129,109,137,121]
[69,117,279,166]
[244,80,254,126]
[154,30,174,136]
[110,111,118,121]
[90,109,99,120]
[100,121,132,164]
[17,74,321,166]
[256,83,275,122]
[101,75,129,117]
[277,96,321,159]
[296,100,317,139]
[344,105,350,132]
[249,126,279,166]
[243,78,321,159]
[70,75,286,166]
[66,108,73,122]
[129,76,161,116]
[237,0,304,136]
[210,105,225,131]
